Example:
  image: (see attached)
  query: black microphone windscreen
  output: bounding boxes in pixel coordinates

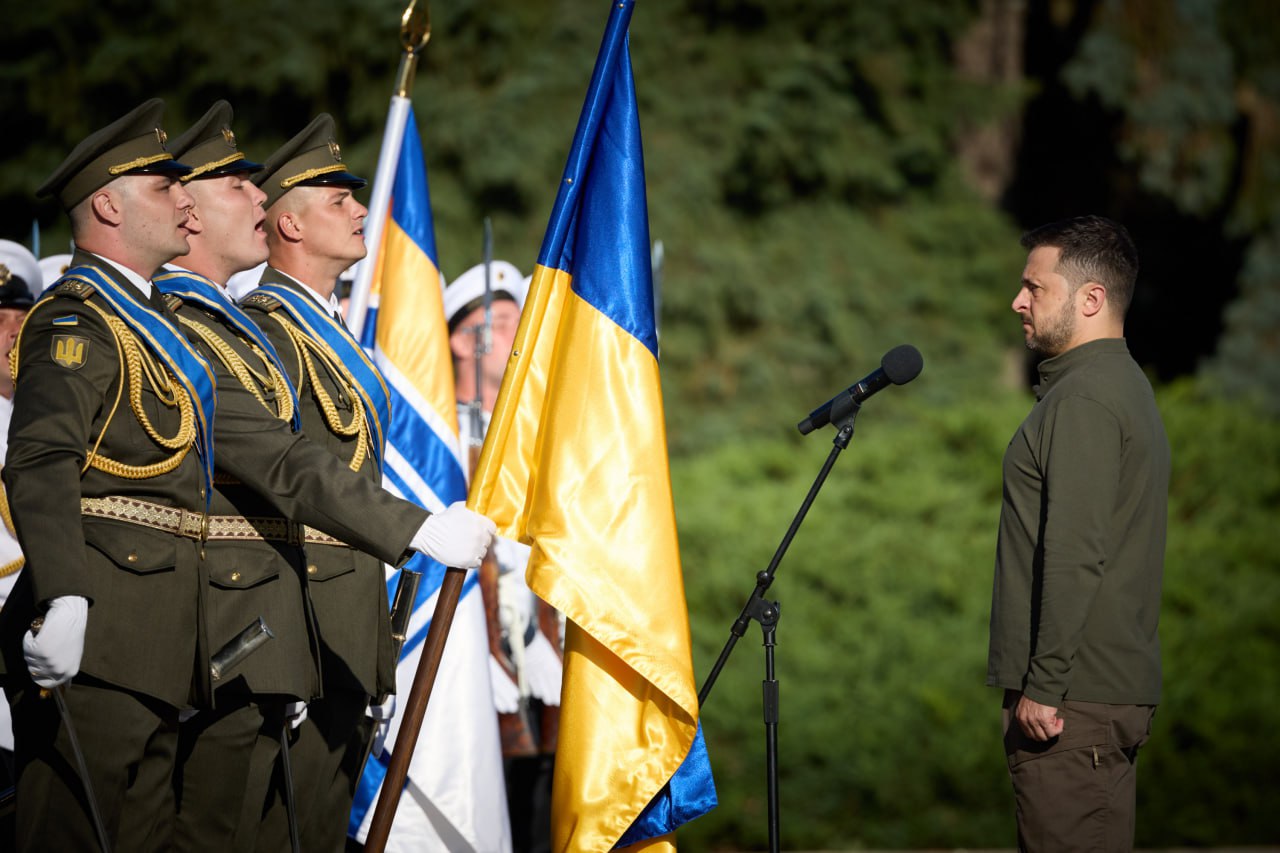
[882,344,923,386]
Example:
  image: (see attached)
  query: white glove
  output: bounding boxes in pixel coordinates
[285,700,308,729]
[410,502,497,569]
[523,630,564,707]
[488,655,521,714]
[23,595,89,689]
[367,694,396,757]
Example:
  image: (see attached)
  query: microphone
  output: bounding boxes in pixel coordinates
[797,344,923,434]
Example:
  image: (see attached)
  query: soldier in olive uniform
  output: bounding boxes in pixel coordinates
[0,99,214,852]
[241,114,469,850]
[158,101,497,851]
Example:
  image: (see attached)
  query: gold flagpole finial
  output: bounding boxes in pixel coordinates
[395,0,432,97]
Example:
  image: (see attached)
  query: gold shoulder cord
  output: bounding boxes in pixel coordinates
[177,315,295,424]
[10,298,197,480]
[81,300,196,478]
[266,312,369,472]
[0,469,24,579]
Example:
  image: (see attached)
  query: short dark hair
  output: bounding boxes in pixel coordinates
[1020,215,1139,315]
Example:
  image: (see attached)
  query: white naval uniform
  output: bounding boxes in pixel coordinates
[0,394,25,752]
[457,404,562,714]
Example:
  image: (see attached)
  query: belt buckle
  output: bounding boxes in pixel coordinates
[177,507,208,541]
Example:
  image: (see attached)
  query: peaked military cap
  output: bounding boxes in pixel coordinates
[253,114,366,209]
[0,239,43,308]
[36,98,192,210]
[170,100,263,181]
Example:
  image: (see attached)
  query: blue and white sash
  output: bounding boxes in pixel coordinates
[247,282,391,471]
[55,264,217,502]
[154,270,301,431]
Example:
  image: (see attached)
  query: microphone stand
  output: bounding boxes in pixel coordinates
[698,402,861,853]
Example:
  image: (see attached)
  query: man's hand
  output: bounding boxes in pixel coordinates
[1015,693,1064,741]
[23,595,89,688]
[410,502,497,568]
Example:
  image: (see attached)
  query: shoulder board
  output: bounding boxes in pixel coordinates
[53,279,97,301]
[161,293,184,313]
[240,291,282,312]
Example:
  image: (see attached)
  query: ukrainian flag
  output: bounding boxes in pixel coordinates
[347,101,511,852]
[470,2,716,849]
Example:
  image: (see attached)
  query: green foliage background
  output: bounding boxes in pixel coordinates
[1,0,1277,847]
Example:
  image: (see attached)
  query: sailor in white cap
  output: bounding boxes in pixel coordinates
[0,238,41,434]
[0,240,42,394]
[447,259,526,433]
[0,238,43,788]
[446,260,561,852]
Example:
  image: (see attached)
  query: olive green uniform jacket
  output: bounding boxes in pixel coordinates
[0,251,211,709]
[241,269,401,700]
[166,283,428,703]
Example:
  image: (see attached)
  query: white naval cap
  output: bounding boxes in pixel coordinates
[443,260,526,332]
[0,240,43,307]
[38,253,74,290]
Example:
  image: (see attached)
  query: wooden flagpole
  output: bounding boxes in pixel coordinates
[361,4,457,851]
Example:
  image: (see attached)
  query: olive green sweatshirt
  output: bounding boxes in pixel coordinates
[987,338,1169,706]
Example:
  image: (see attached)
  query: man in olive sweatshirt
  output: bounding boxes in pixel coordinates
[987,215,1170,852]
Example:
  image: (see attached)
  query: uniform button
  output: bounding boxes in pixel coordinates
[230,571,241,582]
[307,564,318,575]
[127,551,139,563]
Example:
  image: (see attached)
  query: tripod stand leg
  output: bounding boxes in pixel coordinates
[750,598,782,853]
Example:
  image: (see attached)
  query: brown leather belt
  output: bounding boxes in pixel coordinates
[80,496,349,547]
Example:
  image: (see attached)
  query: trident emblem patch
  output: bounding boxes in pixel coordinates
[52,334,88,369]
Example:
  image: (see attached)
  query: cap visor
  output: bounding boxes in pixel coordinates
[300,170,367,190]
[131,159,194,178]
[192,159,266,179]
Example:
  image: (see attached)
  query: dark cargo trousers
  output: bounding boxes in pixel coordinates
[1002,690,1155,853]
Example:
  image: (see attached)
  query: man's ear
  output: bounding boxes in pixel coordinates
[1079,281,1107,318]
[89,189,123,227]
[276,210,303,242]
